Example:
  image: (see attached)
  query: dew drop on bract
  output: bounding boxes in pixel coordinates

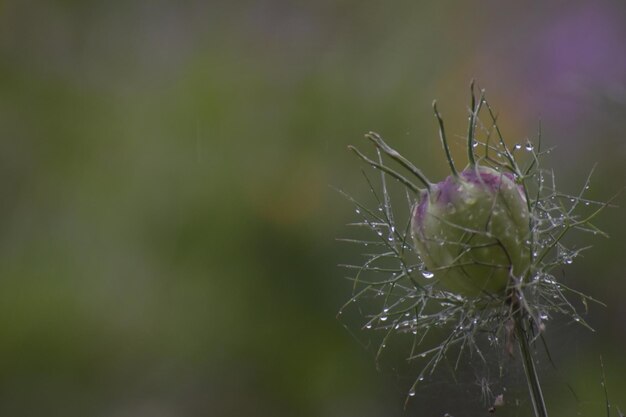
[422,270,434,279]
[408,388,416,397]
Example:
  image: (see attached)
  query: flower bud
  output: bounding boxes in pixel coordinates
[411,166,531,297]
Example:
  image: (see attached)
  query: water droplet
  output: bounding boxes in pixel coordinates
[408,388,416,397]
[366,323,372,329]
[380,316,388,322]
[355,208,361,214]
[383,307,389,313]
[525,142,534,151]
[418,376,425,382]
[421,270,434,279]
[514,144,522,150]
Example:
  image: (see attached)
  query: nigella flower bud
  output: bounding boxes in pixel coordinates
[411,166,531,297]
[343,86,609,416]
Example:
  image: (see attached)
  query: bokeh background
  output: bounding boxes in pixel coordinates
[0,1,625,416]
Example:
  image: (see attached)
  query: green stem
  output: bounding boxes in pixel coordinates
[433,100,458,178]
[467,80,476,167]
[514,312,548,417]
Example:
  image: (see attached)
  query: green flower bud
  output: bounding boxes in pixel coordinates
[411,166,531,297]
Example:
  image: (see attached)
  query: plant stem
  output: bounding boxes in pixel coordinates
[514,312,548,417]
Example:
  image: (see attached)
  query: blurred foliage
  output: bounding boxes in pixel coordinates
[0,1,624,416]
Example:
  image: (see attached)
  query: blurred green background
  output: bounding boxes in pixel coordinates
[1,1,625,416]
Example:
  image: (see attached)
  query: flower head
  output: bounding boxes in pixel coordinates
[412,166,530,297]
[339,83,612,410]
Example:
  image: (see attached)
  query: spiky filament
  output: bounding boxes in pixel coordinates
[467,80,477,167]
[347,145,422,194]
[433,100,458,178]
[365,132,432,192]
